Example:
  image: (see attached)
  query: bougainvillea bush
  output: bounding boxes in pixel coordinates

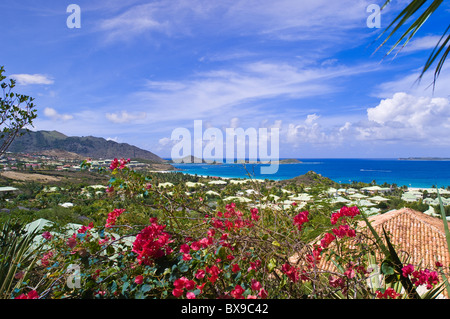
[4,159,448,299]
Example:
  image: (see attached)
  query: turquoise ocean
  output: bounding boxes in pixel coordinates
[170,158,450,188]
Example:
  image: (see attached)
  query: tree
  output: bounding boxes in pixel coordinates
[0,66,37,156]
[376,0,449,87]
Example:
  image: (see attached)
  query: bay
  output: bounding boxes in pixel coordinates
[170,158,450,188]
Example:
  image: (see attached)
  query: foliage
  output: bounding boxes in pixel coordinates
[0,66,37,156]
[3,159,448,300]
[376,0,449,87]
[0,219,43,298]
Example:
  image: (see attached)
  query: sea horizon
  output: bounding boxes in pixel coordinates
[168,158,450,188]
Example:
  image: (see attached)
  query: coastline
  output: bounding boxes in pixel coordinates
[169,159,450,188]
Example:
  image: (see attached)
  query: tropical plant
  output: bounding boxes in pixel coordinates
[0,219,42,298]
[376,0,449,87]
[0,66,38,156]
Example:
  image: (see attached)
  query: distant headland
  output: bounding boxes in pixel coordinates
[398,157,450,161]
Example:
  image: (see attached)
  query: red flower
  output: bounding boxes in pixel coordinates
[376,287,400,299]
[258,288,268,299]
[182,253,192,261]
[15,290,39,299]
[105,208,126,228]
[180,244,190,254]
[172,288,184,297]
[320,232,335,248]
[195,269,206,280]
[232,264,240,273]
[132,218,173,266]
[66,237,77,249]
[251,279,262,291]
[190,241,201,251]
[281,263,299,283]
[231,285,245,299]
[402,264,414,278]
[186,292,196,299]
[293,211,309,231]
[332,224,355,239]
[250,208,260,221]
[42,231,52,240]
[135,275,144,285]
[329,276,345,289]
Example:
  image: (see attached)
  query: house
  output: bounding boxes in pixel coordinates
[295,208,450,298]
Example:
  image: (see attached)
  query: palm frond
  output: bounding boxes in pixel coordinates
[375,0,448,87]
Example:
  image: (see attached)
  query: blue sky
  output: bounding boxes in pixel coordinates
[1,0,449,159]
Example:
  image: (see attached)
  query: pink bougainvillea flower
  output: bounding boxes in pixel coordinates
[250,208,260,221]
[172,288,184,298]
[293,211,309,231]
[231,285,245,299]
[251,279,262,291]
[15,290,39,299]
[190,241,201,251]
[402,264,415,278]
[66,237,77,249]
[259,288,268,299]
[132,218,173,266]
[281,263,300,283]
[320,232,335,249]
[248,260,261,272]
[376,287,401,299]
[105,208,126,228]
[41,231,52,240]
[186,292,196,299]
[135,275,144,285]
[329,276,345,289]
[180,244,190,254]
[182,253,192,261]
[232,264,240,273]
[174,277,188,289]
[185,279,196,291]
[195,269,206,280]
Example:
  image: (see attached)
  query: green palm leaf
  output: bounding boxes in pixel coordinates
[375,0,449,86]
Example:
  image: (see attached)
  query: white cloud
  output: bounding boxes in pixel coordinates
[105,111,147,123]
[280,91,450,150]
[97,0,372,43]
[373,60,450,99]
[158,137,172,146]
[402,35,443,53]
[360,92,450,143]
[43,107,73,121]
[133,61,376,123]
[10,74,54,85]
[106,136,119,142]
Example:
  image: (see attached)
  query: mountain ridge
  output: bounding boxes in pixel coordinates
[6,130,165,163]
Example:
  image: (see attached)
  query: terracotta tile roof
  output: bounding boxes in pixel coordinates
[294,208,450,297]
[361,208,450,270]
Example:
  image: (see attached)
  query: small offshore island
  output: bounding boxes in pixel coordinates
[167,156,302,164]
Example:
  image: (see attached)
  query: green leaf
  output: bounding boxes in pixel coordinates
[272,240,281,247]
[141,284,152,293]
[381,260,395,276]
[267,258,277,273]
[121,282,130,295]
